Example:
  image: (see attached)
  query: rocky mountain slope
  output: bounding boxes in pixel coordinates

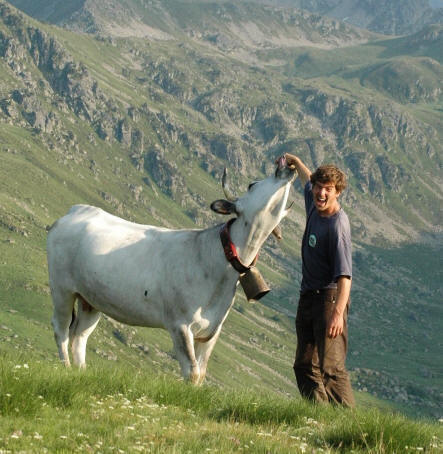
[0,0,441,417]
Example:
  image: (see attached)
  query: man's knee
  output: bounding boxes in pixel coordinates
[324,371,355,407]
[293,358,312,378]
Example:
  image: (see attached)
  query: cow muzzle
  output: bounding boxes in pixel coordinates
[275,155,296,179]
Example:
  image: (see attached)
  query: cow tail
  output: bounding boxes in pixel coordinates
[46,219,59,233]
[69,307,76,329]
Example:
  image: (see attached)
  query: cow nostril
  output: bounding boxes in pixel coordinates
[144,290,148,297]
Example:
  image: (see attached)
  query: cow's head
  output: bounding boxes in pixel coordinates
[211,156,296,243]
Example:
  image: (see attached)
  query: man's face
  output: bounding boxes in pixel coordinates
[312,181,341,216]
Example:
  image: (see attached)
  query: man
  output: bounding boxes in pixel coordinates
[285,153,355,407]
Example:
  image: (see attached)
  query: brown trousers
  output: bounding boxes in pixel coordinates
[293,289,355,407]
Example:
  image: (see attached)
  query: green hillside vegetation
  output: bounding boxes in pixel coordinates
[0,0,441,425]
[1,354,442,453]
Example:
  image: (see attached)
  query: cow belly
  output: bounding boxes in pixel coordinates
[86,298,164,328]
[78,287,165,328]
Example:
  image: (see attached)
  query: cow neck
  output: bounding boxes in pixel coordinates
[220,218,258,274]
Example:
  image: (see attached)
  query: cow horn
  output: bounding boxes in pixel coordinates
[222,168,237,202]
[282,201,294,219]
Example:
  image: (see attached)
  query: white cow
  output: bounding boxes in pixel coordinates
[47,157,295,384]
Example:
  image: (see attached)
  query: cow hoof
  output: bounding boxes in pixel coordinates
[189,370,200,385]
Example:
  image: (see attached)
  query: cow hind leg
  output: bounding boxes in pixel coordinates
[70,295,101,368]
[170,325,200,384]
[51,289,76,367]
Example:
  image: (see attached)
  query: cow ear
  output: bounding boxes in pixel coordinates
[272,224,282,240]
[210,199,237,215]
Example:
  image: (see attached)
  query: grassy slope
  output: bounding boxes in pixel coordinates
[1,353,441,453]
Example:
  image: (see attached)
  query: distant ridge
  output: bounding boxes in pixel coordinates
[7,0,373,47]
[240,0,443,35]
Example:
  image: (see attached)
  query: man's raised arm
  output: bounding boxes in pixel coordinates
[284,153,312,186]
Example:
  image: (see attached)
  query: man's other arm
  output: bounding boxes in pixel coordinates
[328,276,352,338]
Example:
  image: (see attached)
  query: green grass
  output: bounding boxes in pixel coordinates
[1,353,441,453]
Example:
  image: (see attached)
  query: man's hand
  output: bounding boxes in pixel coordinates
[277,153,311,186]
[284,153,298,169]
[328,308,344,338]
[328,276,352,338]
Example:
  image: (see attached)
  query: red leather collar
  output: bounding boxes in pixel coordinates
[220,219,258,273]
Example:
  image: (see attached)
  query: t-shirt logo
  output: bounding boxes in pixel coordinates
[308,234,317,247]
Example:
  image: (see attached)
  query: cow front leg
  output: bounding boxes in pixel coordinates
[194,327,222,385]
[170,325,200,384]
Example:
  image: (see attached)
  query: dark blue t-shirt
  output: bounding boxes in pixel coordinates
[301,182,352,292]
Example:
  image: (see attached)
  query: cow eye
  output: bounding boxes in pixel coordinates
[248,182,258,191]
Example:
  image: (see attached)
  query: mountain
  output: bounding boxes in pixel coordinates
[246,0,443,35]
[0,0,441,417]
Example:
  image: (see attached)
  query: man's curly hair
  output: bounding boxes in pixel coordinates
[310,165,347,193]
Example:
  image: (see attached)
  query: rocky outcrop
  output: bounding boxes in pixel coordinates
[144,147,186,198]
[203,133,251,175]
[145,59,194,102]
[298,87,434,155]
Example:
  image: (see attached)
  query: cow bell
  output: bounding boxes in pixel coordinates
[239,267,270,302]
